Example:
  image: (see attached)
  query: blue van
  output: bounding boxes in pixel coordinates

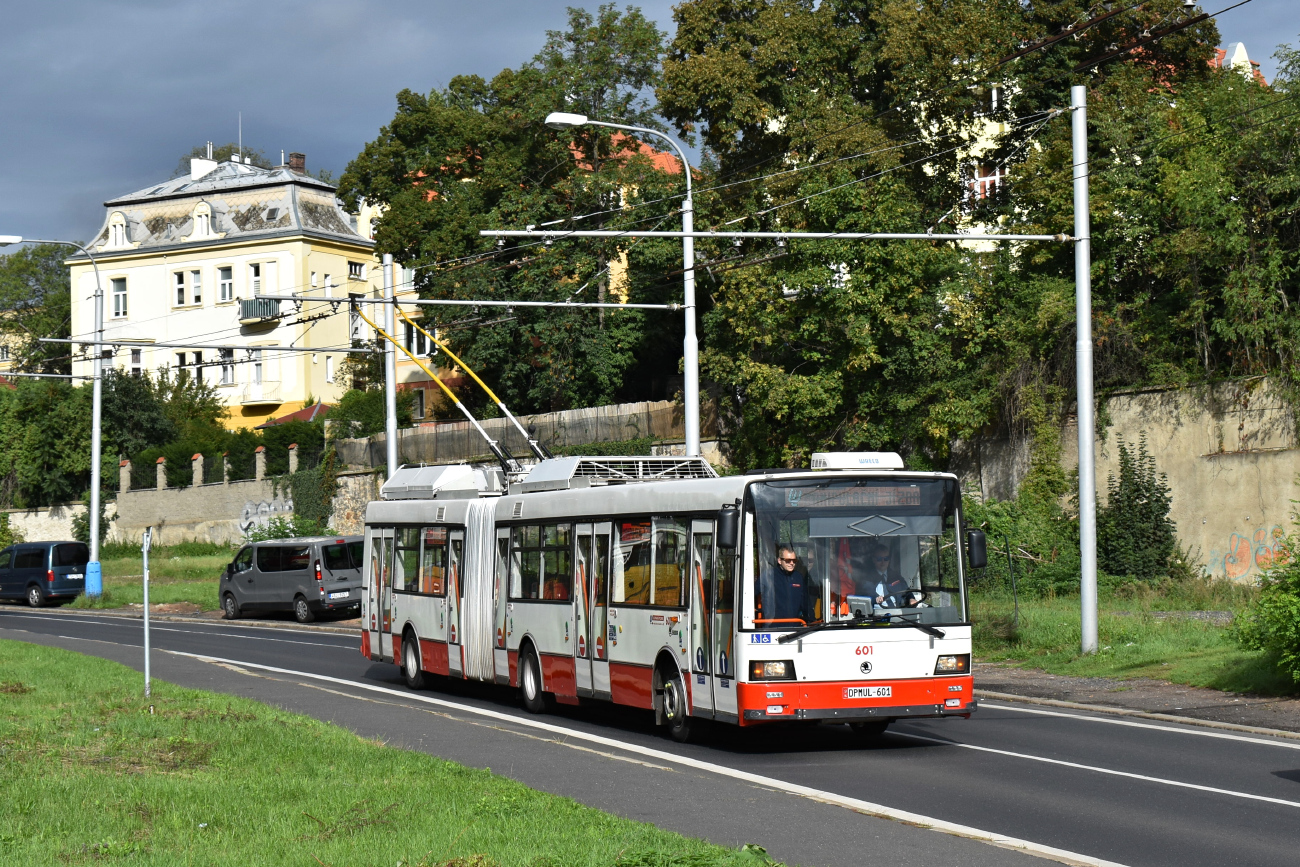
[0,541,90,607]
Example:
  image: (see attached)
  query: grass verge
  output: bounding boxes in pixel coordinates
[972,583,1296,695]
[0,640,777,867]
[66,550,231,611]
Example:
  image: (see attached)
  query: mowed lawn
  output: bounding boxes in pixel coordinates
[71,549,231,611]
[0,640,776,867]
[971,581,1296,696]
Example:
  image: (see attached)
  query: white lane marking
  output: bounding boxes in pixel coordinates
[978,701,1300,751]
[147,626,346,649]
[165,650,1127,867]
[893,731,1300,809]
[0,611,354,647]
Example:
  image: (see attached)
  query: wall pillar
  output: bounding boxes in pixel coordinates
[254,446,266,481]
[192,453,204,487]
[288,443,299,474]
[155,457,166,491]
[119,459,131,493]
[222,452,230,485]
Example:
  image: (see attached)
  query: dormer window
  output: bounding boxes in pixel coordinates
[106,212,130,249]
[265,208,279,221]
[187,202,215,241]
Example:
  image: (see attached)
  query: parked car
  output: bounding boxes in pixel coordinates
[0,541,90,607]
[221,536,363,623]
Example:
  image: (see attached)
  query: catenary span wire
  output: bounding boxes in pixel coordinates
[546,0,1242,231]
[532,109,1062,231]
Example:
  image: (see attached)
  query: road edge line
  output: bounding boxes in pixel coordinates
[975,689,1300,741]
[164,649,1129,867]
[6,607,358,636]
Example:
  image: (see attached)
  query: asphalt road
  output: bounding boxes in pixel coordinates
[4,606,1300,867]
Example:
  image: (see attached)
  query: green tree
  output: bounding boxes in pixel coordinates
[174,143,271,176]
[0,243,72,374]
[326,389,412,440]
[338,4,682,414]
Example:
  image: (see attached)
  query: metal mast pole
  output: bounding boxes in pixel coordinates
[680,169,699,458]
[383,254,398,479]
[89,245,104,591]
[1073,85,1098,655]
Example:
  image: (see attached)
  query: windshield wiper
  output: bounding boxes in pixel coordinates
[776,612,946,643]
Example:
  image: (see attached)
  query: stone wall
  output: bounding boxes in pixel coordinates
[959,378,1300,581]
[114,478,290,546]
[3,501,119,543]
[330,470,382,535]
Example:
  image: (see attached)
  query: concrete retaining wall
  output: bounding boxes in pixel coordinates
[958,378,1300,581]
[3,502,119,543]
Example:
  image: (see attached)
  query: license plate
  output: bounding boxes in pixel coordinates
[328,591,349,599]
[844,686,892,699]
[70,574,83,580]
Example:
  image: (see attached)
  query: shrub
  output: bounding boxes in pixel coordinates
[1232,533,1300,682]
[246,515,332,542]
[1097,435,1176,581]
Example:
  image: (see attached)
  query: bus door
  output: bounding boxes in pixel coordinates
[368,527,394,661]
[689,520,715,715]
[493,526,511,683]
[713,540,739,720]
[447,530,464,677]
[590,523,612,698]
[574,524,593,694]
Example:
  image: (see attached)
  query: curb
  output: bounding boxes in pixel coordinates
[975,689,1300,741]
[10,606,360,637]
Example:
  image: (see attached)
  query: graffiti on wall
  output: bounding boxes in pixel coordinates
[1207,525,1288,580]
[239,497,293,535]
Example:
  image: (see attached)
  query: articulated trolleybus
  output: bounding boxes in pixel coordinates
[360,451,984,741]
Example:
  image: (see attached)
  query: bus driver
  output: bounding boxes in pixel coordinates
[862,543,920,609]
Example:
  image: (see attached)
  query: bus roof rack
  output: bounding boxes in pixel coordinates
[517,455,717,493]
[380,463,505,500]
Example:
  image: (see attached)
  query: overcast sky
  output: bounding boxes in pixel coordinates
[2,0,1292,246]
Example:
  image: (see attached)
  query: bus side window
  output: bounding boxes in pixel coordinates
[541,524,571,600]
[422,527,447,595]
[617,521,651,604]
[651,517,687,608]
[511,525,541,600]
[395,528,420,592]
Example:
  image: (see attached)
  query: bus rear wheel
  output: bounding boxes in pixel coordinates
[402,633,427,690]
[520,647,549,714]
[850,719,890,739]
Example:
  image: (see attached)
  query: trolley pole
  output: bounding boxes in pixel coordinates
[1073,85,1098,655]
[142,527,152,698]
[382,253,398,479]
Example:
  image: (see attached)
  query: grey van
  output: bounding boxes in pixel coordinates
[0,541,90,607]
[220,536,363,623]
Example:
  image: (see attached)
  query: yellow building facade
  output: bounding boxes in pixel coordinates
[69,155,387,427]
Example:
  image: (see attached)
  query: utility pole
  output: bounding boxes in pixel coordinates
[383,254,398,479]
[1073,85,1098,655]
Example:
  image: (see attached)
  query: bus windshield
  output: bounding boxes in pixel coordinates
[749,477,966,629]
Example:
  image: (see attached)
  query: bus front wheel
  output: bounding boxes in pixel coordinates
[662,669,694,743]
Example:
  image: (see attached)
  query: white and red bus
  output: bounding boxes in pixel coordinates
[360,452,983,741]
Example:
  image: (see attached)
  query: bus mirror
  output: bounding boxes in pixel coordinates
[966,530,988,570]
[717,505,739,550]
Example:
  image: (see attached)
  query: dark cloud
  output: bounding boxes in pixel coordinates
[1,1,1289,245]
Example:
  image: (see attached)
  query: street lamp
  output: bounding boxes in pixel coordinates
[0,235,106,596]
[543,111,702,457]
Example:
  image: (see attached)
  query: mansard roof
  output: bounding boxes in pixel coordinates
[76,160,373,259]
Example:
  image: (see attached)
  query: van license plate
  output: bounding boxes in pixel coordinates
[844,686,891,699]
[70,574,83,580]
[328,591,349,599]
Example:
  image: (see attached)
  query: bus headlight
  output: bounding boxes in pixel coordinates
[750,660,796,680]
[934,654,970,674]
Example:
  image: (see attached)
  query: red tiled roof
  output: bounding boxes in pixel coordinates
[254,400,331,429]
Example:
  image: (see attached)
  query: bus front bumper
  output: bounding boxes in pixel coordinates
[737,675,976,723]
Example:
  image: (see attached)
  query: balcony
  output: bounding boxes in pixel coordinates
[239,297,282,326]
[240,380,282,406]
